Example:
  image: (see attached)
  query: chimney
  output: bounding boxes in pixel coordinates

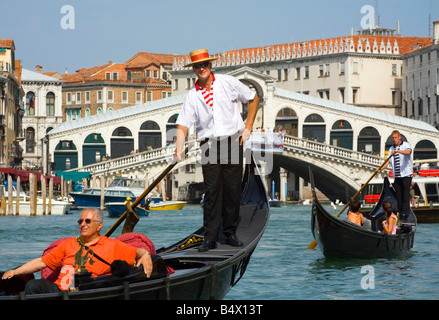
[36,65,43,73]
[434,21,439,45]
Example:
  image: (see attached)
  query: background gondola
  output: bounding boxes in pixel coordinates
[309,168,417,258]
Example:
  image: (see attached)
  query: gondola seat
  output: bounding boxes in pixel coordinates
[115,232,174,276]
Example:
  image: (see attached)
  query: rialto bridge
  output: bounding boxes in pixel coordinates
[48,67,439,202]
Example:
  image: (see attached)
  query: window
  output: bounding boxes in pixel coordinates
[46,92,55,116]
[153,70,159,78]
[304,66,309,79]
[295,67,300,80]
[26,91,35,116]
[76,92,81,104]
[352,88,358,104]
[66,92,72,104]
[353,62,359,74]
[108,90,114,102]
[66,108,80,120]
[145,70,151,78]
[85,91,90,103]
[136,92,142,104]
[85,108,90,117]
[147,91,152,101]
[339,88,345,103]
[392,64,397,76]
[122,91,128,103]
[113,72,118,80]
[320,64,330,77]
[105,72,111,80]
[174,79,179,90]
[97,90,102,102]
[340,62,345,75]
[25,127,35,153]
[277,69,282,81]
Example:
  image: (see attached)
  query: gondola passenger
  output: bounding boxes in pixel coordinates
[1,208,153,294]
[381,200,398,234]
[347,199,364,226]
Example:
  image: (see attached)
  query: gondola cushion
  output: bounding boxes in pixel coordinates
[41,237,70,282]
[115,232,174,276]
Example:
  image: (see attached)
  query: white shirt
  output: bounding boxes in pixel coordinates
[389,141,413,178]
[176,74,256,140]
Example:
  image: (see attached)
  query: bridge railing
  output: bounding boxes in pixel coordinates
[282,135,384,168]
[67,140,200,177]
[67,134,385,177]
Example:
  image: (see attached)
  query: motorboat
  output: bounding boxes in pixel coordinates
[148,200,186,211]
[70,177,147,208]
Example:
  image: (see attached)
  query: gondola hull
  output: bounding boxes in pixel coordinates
[0,160,269,300]
[310,169,416,258]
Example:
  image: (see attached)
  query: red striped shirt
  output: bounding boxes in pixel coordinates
[195,73,215,111]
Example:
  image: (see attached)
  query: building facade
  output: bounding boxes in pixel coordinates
[20,67,63,174]
[60,52,186,123]
[171,33,432,118]
[0,39,24,168]
[402,21,439,128]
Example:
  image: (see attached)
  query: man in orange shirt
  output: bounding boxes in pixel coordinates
[2,208,153,294]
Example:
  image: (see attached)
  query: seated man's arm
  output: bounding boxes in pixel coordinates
[2,258,47,279]
[135,249,153,278]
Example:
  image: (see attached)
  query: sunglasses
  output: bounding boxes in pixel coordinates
[193,62,210,69]
[77,218,100,225]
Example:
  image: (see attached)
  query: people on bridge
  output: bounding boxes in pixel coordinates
[347,199,364,226]
[173,49,259,252]
[1,208,153,294]
[378,130,413,221]
[381,200,398,234]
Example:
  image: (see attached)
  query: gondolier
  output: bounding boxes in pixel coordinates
[174,49,259,252]
[379,130,413,220]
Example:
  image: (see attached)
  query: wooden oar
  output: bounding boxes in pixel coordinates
[105,145,189,237]
[307,154,393,249]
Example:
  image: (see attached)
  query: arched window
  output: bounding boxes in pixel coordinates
[25,127,35,153]
[139,121,161,151]
[26,91,35,116]
[46,92,55,116]
[85,108,90,117]
[303,113,325,142]
[111,127,134,158]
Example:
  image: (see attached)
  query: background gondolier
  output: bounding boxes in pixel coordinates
[174,49,259,252]
[379,130,413,220]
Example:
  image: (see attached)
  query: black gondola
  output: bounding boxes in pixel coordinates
[0,159,269,300]
[309,168,417,258]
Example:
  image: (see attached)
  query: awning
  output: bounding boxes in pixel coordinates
[0,168,61,184]
[56,171,91,182]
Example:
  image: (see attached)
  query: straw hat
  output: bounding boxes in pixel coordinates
[184,49,218,67]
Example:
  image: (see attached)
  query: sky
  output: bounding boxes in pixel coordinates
[2,0,438,74]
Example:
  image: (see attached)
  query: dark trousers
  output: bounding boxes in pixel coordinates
[393,176,412,220]
[201,136,243,241]
[25,278,61,295]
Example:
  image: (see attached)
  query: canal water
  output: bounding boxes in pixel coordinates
[0,204,438,300]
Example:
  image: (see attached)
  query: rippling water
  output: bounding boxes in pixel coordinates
[1,204,438,300]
